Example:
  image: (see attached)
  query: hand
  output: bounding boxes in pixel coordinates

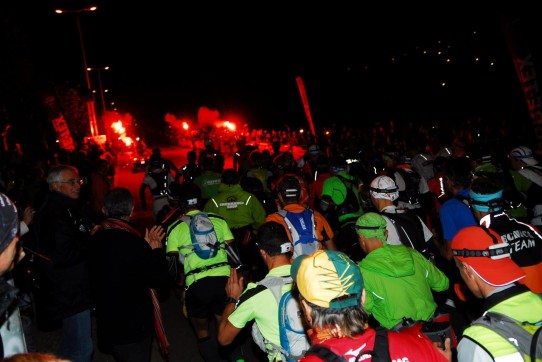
[225,268,244,300]
[145,225,165,249]
[434,337,452,361]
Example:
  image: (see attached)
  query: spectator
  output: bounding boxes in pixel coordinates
[30,165,94,362]
[218,221,294,361]
[293,250,451,361]
[0,192,27,358]
[266,175,336,257]
[470,176,542,294]
[166,182,234,362]
[355,212,449,329]
[89,187,170,362]
[451,226,542,361]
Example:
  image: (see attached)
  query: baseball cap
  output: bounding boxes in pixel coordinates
[355,212,387,243]
[0,193,19,254]
[291,250,363,309]
[278,175,300,199]
[256,221,293,254]
[369,176,399,201]
[509,146,539,166]
[451,226,525,286]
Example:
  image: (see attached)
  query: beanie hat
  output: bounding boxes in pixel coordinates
[509,146,539,166]
[0,193,18,255]
[369,176,399,201]
[355,212,387,243]
[451,226,525,286]
[291,250,363,309]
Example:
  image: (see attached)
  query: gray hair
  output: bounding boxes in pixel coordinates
[46,164,79,190]
[305,297,369,339]
[103,187,134,219]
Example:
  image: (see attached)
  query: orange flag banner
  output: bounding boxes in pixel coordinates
[295,76,316,137]
[502,17,542,126]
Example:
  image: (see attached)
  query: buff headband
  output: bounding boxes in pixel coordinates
[469,190,503,212]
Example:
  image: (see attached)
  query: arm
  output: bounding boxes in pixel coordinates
[218,268,245,346]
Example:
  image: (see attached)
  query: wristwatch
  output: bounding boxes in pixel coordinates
[225,296,238,305]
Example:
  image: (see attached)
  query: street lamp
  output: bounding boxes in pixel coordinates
[55,6,99,137]
[87,66,110,118]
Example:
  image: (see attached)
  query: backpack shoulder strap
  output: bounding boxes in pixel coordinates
[472,311,542,361]
[371,327,391,362]
[257,275,293,304]
[305,345,347,362]
[166,215,188,237]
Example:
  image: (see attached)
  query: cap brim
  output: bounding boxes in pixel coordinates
[523,157,539,166]
[291,254,309,283]
[459,256,525,287]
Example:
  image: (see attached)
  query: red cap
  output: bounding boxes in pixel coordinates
[451,226,525,287]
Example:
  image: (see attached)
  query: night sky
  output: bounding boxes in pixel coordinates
[5,2,541,134]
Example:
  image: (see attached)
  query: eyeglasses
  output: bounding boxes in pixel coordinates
[57,179,84,186]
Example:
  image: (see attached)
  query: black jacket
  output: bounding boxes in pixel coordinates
[32,191,93,322]
[89,220,170,347]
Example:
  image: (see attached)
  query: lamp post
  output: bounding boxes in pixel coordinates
[55,6,99,137]
[87,66,109,118]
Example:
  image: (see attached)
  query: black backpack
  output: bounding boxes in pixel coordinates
[394,168,422,206]
[334,175,361,217]
[382,210,429,257]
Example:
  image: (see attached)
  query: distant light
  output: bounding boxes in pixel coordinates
[423,50,428,55]
[446,58,451,63]
[475,57,480,62]
[490,62,495,66]
[437,51,442,55]
[441,82,446,87]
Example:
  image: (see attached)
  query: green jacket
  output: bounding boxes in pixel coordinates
[204,183,266,230]
[321,171,364,223]
[359,244,449,329]
[458,286,542,362]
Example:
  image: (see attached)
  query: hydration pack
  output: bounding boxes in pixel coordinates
[250,275,311,362]
[277,209,320,258]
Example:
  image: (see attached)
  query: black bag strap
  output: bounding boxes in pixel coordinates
[372,327,391,362]
[305,345,347,362]
[531,325,542,361]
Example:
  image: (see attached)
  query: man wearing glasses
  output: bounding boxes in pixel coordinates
[31,165,94,362]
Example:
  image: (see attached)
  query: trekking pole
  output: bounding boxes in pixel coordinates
[224,242,243,269]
